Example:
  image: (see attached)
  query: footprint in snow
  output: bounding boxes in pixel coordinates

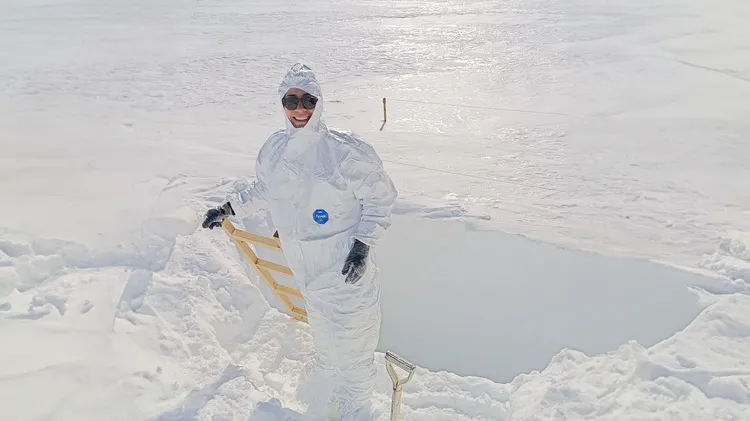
[80,300,94,314]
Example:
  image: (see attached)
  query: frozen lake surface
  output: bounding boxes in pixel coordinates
[378,215,708,383]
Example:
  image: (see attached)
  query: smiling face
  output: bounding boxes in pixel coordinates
[282,88,315,128]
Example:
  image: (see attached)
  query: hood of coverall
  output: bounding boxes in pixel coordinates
[278,63,328,138]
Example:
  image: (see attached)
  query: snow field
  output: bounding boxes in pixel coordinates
[2,0,750,419]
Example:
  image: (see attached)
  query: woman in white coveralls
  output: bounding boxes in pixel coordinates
[202,63,398,421]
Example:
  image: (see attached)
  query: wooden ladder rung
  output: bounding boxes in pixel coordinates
[232,229,282,250]
[257,258,294,277]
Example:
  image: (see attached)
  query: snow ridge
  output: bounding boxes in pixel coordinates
[699,232,750,294]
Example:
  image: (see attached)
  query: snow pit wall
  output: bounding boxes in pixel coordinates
[374,214,708,384]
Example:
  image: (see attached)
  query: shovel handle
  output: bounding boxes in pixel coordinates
[385,351,416,421]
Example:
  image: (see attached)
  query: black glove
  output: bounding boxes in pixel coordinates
[202,202,235,229]
[342,239,370,284]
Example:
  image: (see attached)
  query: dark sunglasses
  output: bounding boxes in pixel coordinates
[282,93,318,110]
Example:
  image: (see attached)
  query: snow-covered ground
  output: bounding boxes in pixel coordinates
[2,0,750,419]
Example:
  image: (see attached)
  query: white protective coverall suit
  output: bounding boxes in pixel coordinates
[227,63,398,420]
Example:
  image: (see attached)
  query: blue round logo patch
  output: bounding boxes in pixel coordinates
[313,209,329,224]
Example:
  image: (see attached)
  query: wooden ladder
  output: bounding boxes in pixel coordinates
[221,219,308,323]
